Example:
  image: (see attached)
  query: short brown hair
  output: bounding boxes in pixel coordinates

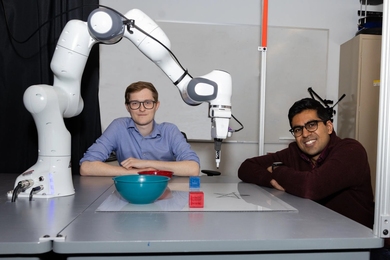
[124,81,159,104]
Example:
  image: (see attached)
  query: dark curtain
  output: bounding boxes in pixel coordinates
[0,0,101,175]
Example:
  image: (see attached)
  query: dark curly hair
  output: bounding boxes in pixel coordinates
[288,98,332,128]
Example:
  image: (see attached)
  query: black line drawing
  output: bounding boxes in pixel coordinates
[214,192,249,199]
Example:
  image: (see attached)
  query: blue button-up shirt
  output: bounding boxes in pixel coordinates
[80,117,200,166]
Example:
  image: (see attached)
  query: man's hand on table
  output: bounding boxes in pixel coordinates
[267,165,285,191]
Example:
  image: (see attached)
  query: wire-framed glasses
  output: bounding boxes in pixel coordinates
[127,100,156,110]
[289,119,326,137]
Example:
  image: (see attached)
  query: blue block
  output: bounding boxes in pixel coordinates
[189,176,200,189]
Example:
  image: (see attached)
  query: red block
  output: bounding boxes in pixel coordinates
[189,191,204,208]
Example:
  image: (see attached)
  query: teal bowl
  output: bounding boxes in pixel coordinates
[113,175,169,204]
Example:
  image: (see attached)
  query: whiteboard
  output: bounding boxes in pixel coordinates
[99,22,260,141]
[265,27,328,143]
[99,23,328,142]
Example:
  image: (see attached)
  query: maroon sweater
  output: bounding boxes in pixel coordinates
[238,132,374,229]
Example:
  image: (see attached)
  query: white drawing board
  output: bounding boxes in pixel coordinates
[96,182,297,212]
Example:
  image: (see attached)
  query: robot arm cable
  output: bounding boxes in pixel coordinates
[122,17,193,82]
[1,2,89,46]
[11,179,34,202]
[11,183,22,202]
[231,114,244,133]
[91,5,194,85]
[1,2,119,58]
[29,185,44,201]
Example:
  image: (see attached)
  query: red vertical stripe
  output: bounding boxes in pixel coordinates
[261,0,268,47]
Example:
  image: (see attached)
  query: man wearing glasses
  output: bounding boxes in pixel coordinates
[80,81,200,177]
[238,98,374,229]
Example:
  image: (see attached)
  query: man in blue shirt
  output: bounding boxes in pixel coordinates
[80,81,200,176]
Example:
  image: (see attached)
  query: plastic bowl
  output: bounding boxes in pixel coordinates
[113,175,169,204]
[138,170,173,178]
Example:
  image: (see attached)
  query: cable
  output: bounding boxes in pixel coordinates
[1,2,89,45]
[231,114,244,132]
[29,185,44,201]
[11,183,22,202]
[100,6,191,78]
[126,20,192,78]
[11,179,34,202]
[0,2,102,59]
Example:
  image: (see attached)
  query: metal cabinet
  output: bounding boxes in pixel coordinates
[337,34,381,193]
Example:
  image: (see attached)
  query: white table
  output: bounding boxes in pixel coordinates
[0,174,112,257]
[57,176,383,259]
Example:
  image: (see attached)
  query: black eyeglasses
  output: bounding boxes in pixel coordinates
[127,100,156,110]
[289,119,327,137]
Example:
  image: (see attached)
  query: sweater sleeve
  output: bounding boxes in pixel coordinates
[272,139,371,200]
[238,148,292,188]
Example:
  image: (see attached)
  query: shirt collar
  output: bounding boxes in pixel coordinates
[128,119,161,139]
[299,132,336,167]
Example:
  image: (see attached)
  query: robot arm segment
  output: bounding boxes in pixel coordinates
[88,8,200,106]
[52,20,96,118]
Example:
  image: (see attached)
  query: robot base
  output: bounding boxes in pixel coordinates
[8,156,75,200]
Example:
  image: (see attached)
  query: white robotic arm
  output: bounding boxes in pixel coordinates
[9,7,232,200]
[88,8,232,167]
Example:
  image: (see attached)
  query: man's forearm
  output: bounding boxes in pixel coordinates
[80,161,139,176]
[144,160,200,176]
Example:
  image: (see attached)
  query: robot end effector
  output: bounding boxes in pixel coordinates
[185,69,232,168]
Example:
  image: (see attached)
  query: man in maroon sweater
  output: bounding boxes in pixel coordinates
[238,98,374,229]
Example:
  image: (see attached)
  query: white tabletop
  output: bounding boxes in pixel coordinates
[0,174,383,259]
[51,176,383,256]
[0,174,113,254]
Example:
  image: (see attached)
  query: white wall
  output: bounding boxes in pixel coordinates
[99,0,382,176]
